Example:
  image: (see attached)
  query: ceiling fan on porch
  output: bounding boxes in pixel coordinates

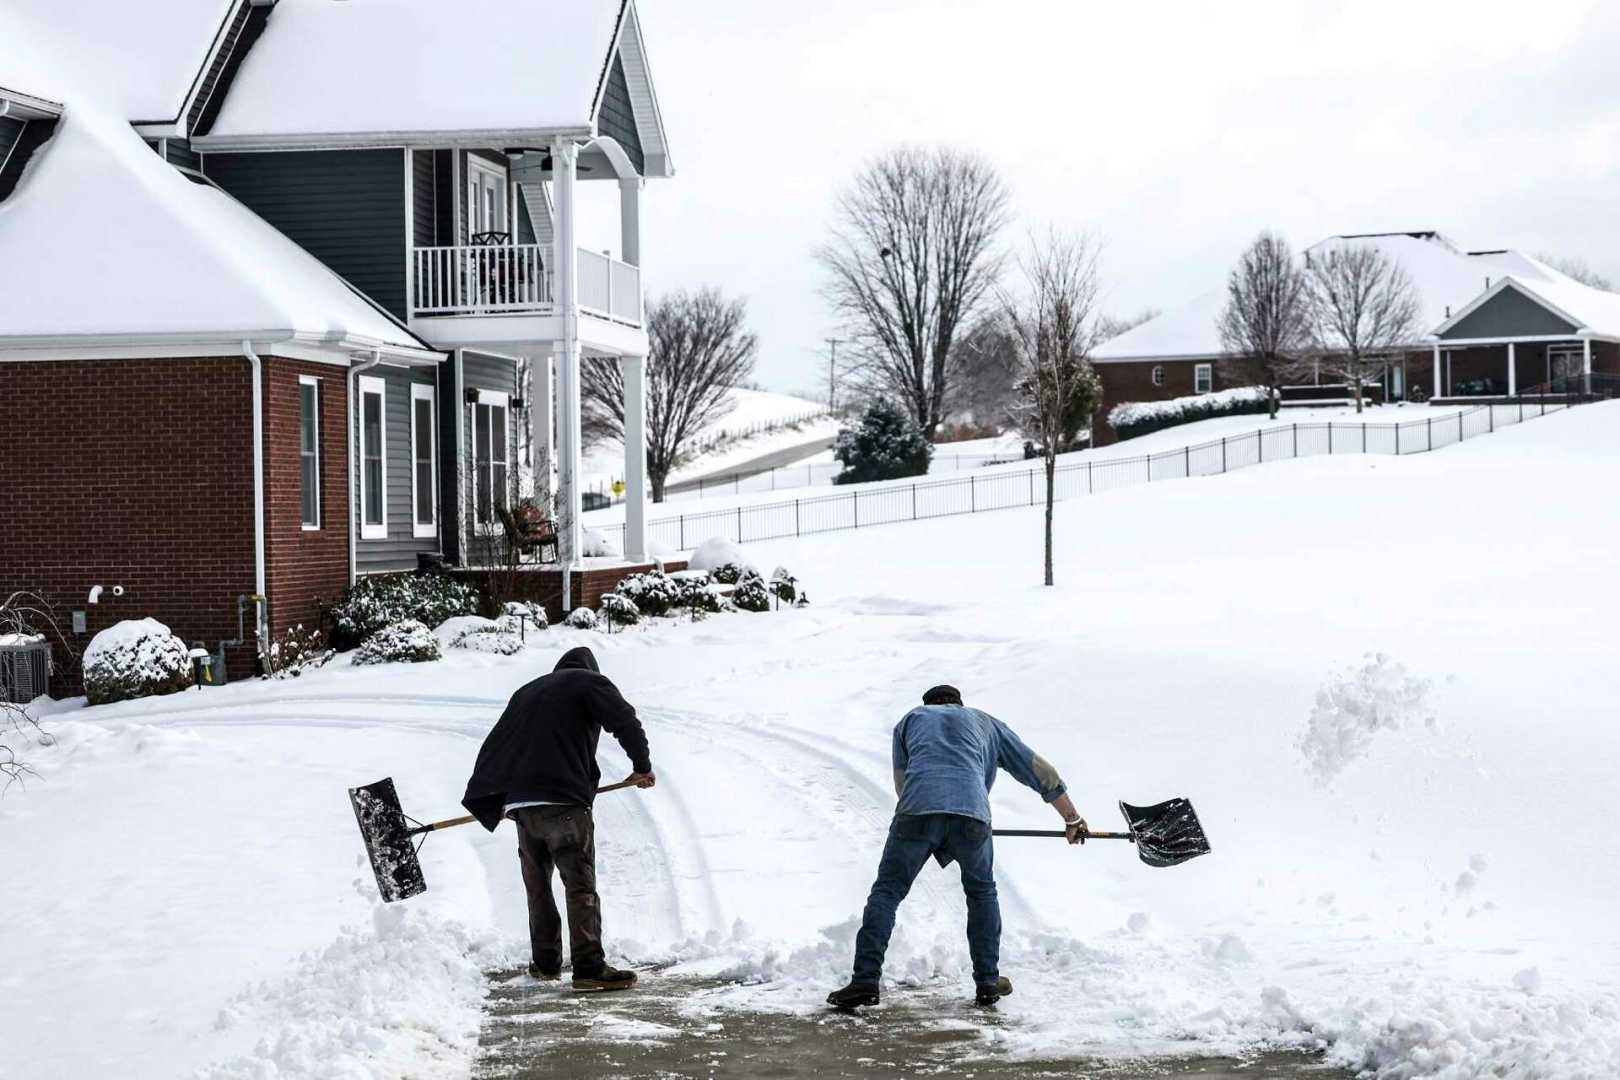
[505,148,595,174]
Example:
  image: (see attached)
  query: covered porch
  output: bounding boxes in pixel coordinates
[1431,277,1620,402]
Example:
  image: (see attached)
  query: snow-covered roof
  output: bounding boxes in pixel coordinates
[0,18,436,362]
[202,0,640,150]
[1437,273,1620,342]
[5,0,239,124]
[1092,232,1603,363]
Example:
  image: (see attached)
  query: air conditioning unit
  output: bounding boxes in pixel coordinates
[0,637,52,703]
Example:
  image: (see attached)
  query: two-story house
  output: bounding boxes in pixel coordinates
[0,0,672,687]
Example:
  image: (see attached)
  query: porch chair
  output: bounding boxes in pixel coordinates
[496,505,559,565]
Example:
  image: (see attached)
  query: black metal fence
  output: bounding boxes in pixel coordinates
[597,394,1603,553]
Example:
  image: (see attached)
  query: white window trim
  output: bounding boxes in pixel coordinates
[466,155,509,238]
[472,388,510,535]
[1151,365,1166,388]
[410,382,438,540]
[358,375,388,541]
[299,375,321,531]
[1194,363,1213,395]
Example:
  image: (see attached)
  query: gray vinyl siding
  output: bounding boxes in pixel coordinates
[165,140,202,173]
[355,364,443,574]
[1441,286,1580,340]
[516,196,537,245]
[598,54,645,175]
[412,150,436,247]
[0,117,56,201]
[204,148,408,319]
[456,351,521,566]
[433,149,455,249]
[2,117,28,165]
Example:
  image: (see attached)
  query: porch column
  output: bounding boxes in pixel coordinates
[1432,345,1442,399]
[552,139,584,605]
[528,349,555,506]
[1584,337,1593,390]
[1507,342,1517,397]
[619,177,642,268]
[622,354,648,562]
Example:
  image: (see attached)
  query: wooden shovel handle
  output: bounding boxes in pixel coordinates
[993,829,1135,841]
[415,780,645,834]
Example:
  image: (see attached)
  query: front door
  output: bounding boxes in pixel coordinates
[466,158,508,241]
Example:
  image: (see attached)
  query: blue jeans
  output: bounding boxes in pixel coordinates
[851,813,1000,985]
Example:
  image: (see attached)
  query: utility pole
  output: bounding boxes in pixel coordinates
[824,337,843,410]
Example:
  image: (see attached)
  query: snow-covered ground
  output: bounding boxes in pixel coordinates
[8,401,1620,1078]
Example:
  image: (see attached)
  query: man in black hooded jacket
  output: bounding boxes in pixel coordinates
[463,646,654,992]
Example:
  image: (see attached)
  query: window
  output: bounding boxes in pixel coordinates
[1194,363,1213,395]
[359,375,387,540]
[410,383,437,539]
[1151,365,1166,387]
[473,390,510,526]
[298,377,321,529]
[466,157,508,238]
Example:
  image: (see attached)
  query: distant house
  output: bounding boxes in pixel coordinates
[0,0,671,686]
[1089,231,1620,444]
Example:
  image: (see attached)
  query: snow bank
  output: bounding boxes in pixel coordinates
[686,537,753,574]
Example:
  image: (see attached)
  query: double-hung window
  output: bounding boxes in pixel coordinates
[473,390,510,527]
[298,376,321,530]
[358,375,387,540]
[1194,363,1213,395]
[410,383,437,539]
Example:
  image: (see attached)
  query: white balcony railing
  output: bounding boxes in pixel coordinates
[411,244,642,327]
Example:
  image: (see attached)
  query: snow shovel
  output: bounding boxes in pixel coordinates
[348,776,642,902]
[994,798,1211,867]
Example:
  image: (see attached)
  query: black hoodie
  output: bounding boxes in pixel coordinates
[461,647,652,830]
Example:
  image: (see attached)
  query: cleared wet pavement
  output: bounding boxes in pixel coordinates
[474,971,1352,1079]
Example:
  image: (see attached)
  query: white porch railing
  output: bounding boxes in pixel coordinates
[411,244,643,326]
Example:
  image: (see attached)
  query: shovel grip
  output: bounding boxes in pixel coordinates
[408,780,645,837]
[993,829,1134,840]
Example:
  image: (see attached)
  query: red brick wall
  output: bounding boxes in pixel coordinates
[0,358,259,688]
[261,359,350,645]
[1092,359,1220,445]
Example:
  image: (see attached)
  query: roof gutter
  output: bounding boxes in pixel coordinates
[191,125,595,153]
[347,349,384,586]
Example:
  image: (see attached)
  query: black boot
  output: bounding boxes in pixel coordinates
[527,961,561,980]
[975,976,1013,1007]
[573,964,637,992]
[827,980,881,1010]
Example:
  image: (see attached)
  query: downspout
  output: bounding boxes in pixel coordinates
[348,349,384,586]
[241,341,269,668]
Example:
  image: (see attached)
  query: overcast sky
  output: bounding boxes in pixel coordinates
[586,0,1620,396]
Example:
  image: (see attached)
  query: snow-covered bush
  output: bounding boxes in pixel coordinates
[352,621,441,666]
[264,624,332,680]
[833,398,932,484]
[732,572,771,613]
[617,570,681,617]
[674,574,724,614]
[599,593,641,627]
[498,600,548,636]
[583,528,621,558]
[1107,386,1270,442]
[565,607,599,630]
[82,618,193,705]
[689,537,753,584]
[770,567,804,605]
[435,616,523,656]
[329,573,481,650]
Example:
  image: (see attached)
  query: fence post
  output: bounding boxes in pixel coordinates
[679,515,686,550]
[1221,436,1227,473]
[1395,422,1401,456]
[911,483,917,520]
[736,505,743,541]
[1184,445,1191,476]
[1028,468,1034,504]
[1458,411,1464,442]
[1087,461,1094,494]
[795,499,801,537]
[1329,423,1334,455]
[1362,423,1367,453]
[970,475,976,512]
[1489,405,1494,434]
[853,490,859,528]
[1427,415,1433,451]
[1293,423,1298,458]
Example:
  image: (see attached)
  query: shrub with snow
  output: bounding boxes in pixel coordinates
[352,620,441,666]
[674,574,724,614]
[770,567,804,605]
[497,600,548,636]
[689,537,753,584]
[583,528,621,558]
[732,572,771,613]
[599,593,641,627]
[564,607,599,631]
[435,616,523,656]
[264,624,332,680]
[330,573,481,650]
[833,398,932,484]
[1107,386,1270,442]
[617,570,681,617]
[82,618,193,705]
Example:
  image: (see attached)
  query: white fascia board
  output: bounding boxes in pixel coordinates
[191,126,595,153]
[0,87,64,120]
[616,0,673,177]
[1437,333,1597,347]
[0,331,441,366]
[1091,351,1232,365]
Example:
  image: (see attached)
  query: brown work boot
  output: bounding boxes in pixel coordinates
[572,964,637,992]
[975,976,1013,1007]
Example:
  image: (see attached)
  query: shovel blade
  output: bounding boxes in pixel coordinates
[349,777,428,902]
[1120,798,1211,868]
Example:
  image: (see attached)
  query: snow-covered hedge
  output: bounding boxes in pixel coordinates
[689,537,753,584]
[599,593,641,627]
[834,398,932,484]
[82,618,194,705]
[617,570,681,617]
[330,573,481,650]
[497,600,548,635]
[732,572,771,613]
[564,607,599,631]
[1107,386,1270,441]
[353,621,441,666]
[674,574,724,614]
[265,624,332,680]
[770,567,805,605]
[434,616,523,656]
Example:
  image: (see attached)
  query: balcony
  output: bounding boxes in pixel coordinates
[410,244,642,328]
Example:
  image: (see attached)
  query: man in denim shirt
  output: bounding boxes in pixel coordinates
[828,684,1086,1009]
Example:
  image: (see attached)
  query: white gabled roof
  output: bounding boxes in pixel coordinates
[203,0,642,149]
[1436,274,1620,342]
[1091,232,1603,363]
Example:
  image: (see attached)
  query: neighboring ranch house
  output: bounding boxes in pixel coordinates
[1090,231,1620,444]
[0,0,670,687]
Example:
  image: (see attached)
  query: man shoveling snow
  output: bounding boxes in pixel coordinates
[828,684,1087,1010]
[462,646,656,992]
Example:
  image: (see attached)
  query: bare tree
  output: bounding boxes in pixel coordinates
[583,288,758,502]
[819,146,1011,439]
[945,314,1020,430]
[1538,253,1614,291]
[1002,229,1105,587]
[1305,245,1420,414]
[1218,231,1312,418]
[1094,307,1161,346]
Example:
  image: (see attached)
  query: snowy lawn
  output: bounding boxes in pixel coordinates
[7,402,1620,1078]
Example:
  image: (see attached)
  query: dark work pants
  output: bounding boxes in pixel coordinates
[513,805,604,975]
[852,813,1000,985]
